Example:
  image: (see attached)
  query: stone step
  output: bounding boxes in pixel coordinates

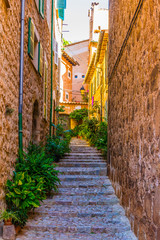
[24,216,131,235]
[41,195,119,206]
[58,162,107,168]
[59,178,111,188]
[53,186,115,196]
[65,152,102,156]
[61,158,106,162]
[57,167,107,176]
[59,175,108,181]
[63,155,104,159]
[34,203,126,217]
[16,230,137,240]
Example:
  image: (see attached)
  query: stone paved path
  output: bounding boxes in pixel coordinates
[16,138,137,240]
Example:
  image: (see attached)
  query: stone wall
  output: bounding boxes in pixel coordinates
[0,0,56,209]
[108,0,160,239]
[0,0,21,209]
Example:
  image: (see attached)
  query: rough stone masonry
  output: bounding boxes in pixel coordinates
[108,0,160,239]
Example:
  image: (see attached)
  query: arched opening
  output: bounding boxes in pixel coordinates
[32,100,40,143]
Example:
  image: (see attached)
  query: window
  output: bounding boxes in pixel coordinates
[43,61,48,120]
[82,75,85,78]
[46,0,51,28]
[54,40,58,66]
[57,0,66,9]
[39,0,44,18]
[68,70,71,78]
[65,92,69,100]
[28,18,43,74]
[35,0,44,18]
[75,75,78,78]
[38,42,43,76]
[28,18,34,60]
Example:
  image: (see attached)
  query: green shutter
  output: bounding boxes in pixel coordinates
[44,62,48,119]
[38,42,43,77]
[58,9,64,20]
[28,18,34,59]
[57,0,66,9]
[39,0,44,18]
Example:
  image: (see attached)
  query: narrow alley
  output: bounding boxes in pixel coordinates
[16,138,137,240]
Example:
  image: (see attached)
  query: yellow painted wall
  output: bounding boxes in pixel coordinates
[88,58,108,121]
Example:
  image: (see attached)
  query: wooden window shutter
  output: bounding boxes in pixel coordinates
[43,62,48,119]
[39,0,44,18]
[28,18,34,59]
[38,42,43,77]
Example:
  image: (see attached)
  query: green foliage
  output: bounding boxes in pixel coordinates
[62,38,71,46]
[12,209,28,227]
[45,135,70,162]
[69,109,88,124]
[16,151,60,193]
[0,209,20,222]
[6,172,45,211]
[55,105,65,113]
[5,123,71,228]
[73,117,108,157]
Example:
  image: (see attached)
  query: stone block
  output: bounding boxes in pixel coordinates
[3,225,15,240]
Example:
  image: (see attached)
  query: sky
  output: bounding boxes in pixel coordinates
[63,0,109,43]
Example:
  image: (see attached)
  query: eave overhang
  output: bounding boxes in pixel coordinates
[95,30,108,66]
[62,50,79,66]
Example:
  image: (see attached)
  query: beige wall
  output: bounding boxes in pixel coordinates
[65,40,89,102]
[108,0,160,239]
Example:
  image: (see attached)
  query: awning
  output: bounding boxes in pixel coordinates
[57,0,66,9]
[58,9,64,20]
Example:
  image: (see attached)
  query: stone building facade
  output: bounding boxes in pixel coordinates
[0,0,63,209]
[108,0,160,239]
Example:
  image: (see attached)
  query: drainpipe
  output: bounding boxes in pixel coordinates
[19,0,25,152]
[50,0,54,136]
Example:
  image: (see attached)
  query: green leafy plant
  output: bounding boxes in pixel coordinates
[45,135,70,162]
[16,151,60,193]
[69,109,88,125]
[6,171,45,211]
[0,210,20,223]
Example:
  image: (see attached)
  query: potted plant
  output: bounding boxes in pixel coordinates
[0,210,19,225]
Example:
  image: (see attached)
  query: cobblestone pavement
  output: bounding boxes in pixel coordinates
[16,138,137,240]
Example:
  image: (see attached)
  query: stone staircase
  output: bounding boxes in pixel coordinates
[16,138,137,240]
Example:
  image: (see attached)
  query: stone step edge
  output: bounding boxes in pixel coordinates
[24,224,131,234]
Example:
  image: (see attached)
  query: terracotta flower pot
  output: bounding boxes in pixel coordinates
[15,225,21,234]
[4,218,12,225]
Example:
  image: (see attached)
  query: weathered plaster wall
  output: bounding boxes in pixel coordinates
[108,0,160,239]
